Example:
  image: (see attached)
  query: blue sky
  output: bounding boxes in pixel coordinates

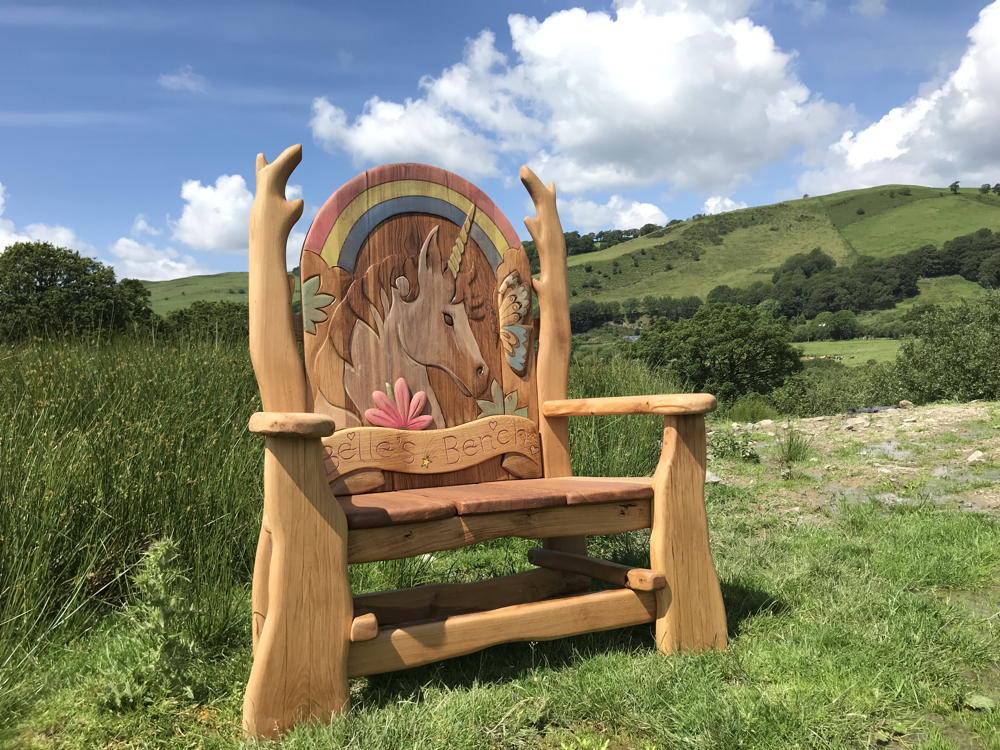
[1,0,998,280]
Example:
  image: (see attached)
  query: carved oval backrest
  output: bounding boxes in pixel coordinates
[300,164,540,494]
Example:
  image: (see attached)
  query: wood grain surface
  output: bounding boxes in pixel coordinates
[347,588,657,677]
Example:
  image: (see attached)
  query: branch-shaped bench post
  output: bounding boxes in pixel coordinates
[522,166,587,559]
[244,145,352,737]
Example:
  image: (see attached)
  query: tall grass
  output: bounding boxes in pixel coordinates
[0,338,262,701]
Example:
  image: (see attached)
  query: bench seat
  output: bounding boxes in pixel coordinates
[338,476,654,529]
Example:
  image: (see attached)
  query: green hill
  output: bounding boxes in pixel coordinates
[142,185,1000,316]
[143,272,250,316]
[566,185,1000,303]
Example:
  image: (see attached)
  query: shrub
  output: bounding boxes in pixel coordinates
[727,394,779,423]
[768,360,906,416]
[894,293,1000,402]
[163,300,248,343]
[710,430,760,463]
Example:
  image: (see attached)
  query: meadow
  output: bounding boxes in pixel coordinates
[797,338,901,365]
[1,340,997,748]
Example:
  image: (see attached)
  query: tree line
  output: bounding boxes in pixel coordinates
[0,241,248,342]
[707,228,1000,319]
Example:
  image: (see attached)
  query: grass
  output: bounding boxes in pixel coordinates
[841,193,1000,258]
[2,340,998,748]
[142,271,252,315]
[798,337,902,364]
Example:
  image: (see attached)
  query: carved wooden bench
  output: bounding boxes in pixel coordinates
[243,145,727,738]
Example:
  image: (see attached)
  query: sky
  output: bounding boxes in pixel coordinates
[1,0,999,281]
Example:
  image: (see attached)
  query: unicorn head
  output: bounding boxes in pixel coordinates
[387,209,490,398]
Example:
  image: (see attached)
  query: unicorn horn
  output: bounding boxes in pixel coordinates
[447,206,476,277]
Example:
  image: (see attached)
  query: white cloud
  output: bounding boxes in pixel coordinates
[310,3,841,196]
[851,0,887,19]
[108,237,204,281]
[310,96,500,178]
[172,174,252,253]
[0,181,93,254]
[562,195,668,232]
[800,2,1000,194]
[703,195,749,214]
[131,214,161,236]
[158,65,207,93]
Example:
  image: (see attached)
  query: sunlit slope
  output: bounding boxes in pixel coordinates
[569,185,1000,302]
[142,272,250,315]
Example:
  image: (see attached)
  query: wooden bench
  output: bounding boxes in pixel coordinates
[243,144,727,738]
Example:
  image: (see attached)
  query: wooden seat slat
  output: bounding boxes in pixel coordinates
[336,476,655,530]
[337,490,456,530]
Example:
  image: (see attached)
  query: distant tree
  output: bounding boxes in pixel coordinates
[622,297,642,322]
[634,303,801,400]
[993,183,1000,196]
[639,223,660,236]
[0,241,153,340]
[980,183,991,195]
[949,181,961,194]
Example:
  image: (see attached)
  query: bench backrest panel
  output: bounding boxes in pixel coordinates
[300,163,540,493]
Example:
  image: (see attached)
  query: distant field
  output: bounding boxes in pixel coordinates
[841,193,1000,258]
[143,272,250,315]
[798,338,901,365]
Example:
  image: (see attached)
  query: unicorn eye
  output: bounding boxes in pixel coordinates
[443,312,454,327]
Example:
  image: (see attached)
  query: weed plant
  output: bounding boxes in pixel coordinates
[775,429,812,465]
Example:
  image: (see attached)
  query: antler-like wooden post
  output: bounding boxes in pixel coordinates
[244,145,352,737]
[521,166,586,558]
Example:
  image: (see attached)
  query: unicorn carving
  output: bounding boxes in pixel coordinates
[311,209,490,429]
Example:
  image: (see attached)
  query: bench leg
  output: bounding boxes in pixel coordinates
[243,436,352,739]
[650,414,727,653]
[251,517,271,653]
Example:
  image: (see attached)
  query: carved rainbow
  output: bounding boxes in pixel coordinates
[303,164,523,272]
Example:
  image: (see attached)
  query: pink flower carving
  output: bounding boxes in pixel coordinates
[364,378,433,430]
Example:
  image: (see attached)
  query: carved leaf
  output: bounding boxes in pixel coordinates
[476,379,529,418]
[301,275,335,334]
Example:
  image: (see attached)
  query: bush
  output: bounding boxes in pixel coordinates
[775,429,812,465]
[894,294,1000,402]
[726,394,779,423]
[634,303,802,400]
[768,360,906,416]
[163,301,249,342]
[709,430,760,463]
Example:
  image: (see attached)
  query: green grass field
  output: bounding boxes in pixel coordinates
[142,271,251,315]
[2,341,998,748]
[841,194,1000,258]
[798,337,902,364]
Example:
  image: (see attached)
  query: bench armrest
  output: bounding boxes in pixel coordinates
[541,394,716,417]
[248,411,336,438]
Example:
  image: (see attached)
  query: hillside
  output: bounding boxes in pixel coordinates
[566,185,1000,303]
[142,185,1000,316]
[142,272,250,315]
